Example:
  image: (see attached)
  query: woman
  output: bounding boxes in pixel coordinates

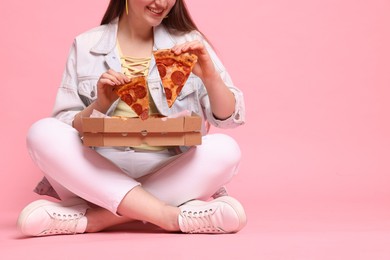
[17,0,247,236]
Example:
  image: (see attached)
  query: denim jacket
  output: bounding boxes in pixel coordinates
[52,18,245,134]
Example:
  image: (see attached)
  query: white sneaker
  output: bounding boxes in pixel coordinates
[17,198,89,237]
[178,196,247,234]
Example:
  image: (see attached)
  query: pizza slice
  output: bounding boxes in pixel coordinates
[116,76,149,120]
[153,49,198,107]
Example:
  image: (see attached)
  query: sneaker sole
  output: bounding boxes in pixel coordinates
[17,197,87,236]
[185,196,247,233]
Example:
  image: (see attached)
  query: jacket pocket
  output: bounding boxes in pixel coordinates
[77,77,98,106]
[174,77,200,113]
[177,82,197,101]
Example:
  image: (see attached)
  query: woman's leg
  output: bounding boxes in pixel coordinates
[97,133,242,232]
[139,133,242,205]
[23,118,140,233]
[23,118,187,233]
[89,133,242,232]
[20,118,245,235]
[26,118,140,213]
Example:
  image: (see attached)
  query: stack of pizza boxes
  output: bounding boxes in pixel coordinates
[82,50,202,147]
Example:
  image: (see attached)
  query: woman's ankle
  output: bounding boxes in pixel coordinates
[158,206,181,232]
[85,207,129,233]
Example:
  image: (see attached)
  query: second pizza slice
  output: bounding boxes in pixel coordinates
[153,49,198,107]
[116,76,149,120]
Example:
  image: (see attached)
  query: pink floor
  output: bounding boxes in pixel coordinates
[2,195,390,259]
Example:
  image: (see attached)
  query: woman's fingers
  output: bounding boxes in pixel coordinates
[171,41,216,80]
[172,40,205,55]
[99,69,130,87]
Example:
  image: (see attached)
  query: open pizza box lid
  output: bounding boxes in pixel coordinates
[81,112,202,147]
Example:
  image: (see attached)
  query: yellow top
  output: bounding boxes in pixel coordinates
[113,41,164,150]
[113,42,160,117]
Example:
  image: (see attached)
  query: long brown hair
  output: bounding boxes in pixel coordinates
[100,0,200,33]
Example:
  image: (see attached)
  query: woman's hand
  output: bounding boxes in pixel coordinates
[171,40,219,83]
[96,69,129,112]
[171,41,236,120]
[73,70,129,132]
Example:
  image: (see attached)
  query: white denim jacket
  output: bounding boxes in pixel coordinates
[52,18,245,134]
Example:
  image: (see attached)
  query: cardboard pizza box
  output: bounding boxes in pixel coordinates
[81,113,202,147]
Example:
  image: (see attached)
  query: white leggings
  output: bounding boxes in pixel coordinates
[27,118,241,214]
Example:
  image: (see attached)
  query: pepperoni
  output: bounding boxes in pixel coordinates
[131,103,143,116]
[139,109,149,120]
[159,58,175,66]
[122,94,133,105]
[157,64,167,78]
[176,85,184,96]
[133,85,147,99]
[171,71,186,85]
[164,87,172,100]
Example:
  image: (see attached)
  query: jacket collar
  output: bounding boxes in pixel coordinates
[90,18,177,55]
[90,19,118,54]
[153,24,177,50]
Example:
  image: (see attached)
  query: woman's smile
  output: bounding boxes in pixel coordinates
[146,6,165,16]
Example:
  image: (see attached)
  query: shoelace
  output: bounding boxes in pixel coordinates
[180,208,224,233]
[42,212,84,235]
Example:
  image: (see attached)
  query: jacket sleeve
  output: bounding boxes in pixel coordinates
[51,41,86,126]
[195,34,246,129]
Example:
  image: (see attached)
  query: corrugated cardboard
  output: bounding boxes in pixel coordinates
[82,113,202,147]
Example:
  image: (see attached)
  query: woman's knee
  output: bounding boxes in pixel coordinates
[26,118,75,152]
[203,133,242,167]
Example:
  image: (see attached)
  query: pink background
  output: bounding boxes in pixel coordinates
[1,0,390,259]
